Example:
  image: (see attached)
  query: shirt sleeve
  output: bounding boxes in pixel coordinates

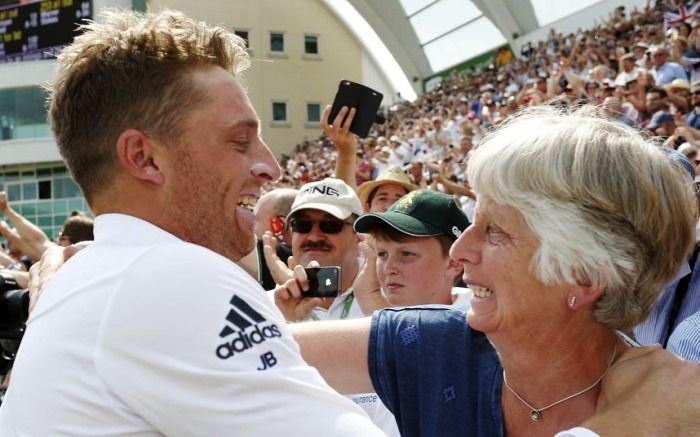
[554,427,601,437]
[94,243,382,437]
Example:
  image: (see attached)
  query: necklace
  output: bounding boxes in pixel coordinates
[502,347,617,422]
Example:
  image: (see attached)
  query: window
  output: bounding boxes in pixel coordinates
[0,87,51,140]
[270,32,284,53]
[306,103,321,124]
[21,182,37,200]
[234,29,250,48]
[272,102,287,122]
[304,35,319,55]
[38,180,52,199]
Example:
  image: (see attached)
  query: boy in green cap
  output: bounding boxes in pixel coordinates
[353,189,470,311]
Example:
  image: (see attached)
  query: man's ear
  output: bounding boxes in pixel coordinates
[115,129,166,185]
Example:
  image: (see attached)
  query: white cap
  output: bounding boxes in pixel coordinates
[288,178,363,220]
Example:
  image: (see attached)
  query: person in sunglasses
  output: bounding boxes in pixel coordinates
[283,178,365,321]
[685,80,700,129]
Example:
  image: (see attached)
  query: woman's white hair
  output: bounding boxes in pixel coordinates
[468,105,696,331]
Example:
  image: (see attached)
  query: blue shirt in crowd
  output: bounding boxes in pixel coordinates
[668,311,700,363]
[651,62,688,86]
[634,251,700,348]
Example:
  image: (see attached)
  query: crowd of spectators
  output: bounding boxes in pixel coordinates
[274,1,700,198]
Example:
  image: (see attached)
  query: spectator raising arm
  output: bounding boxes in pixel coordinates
[323,105,359,190]
[0,192,52,262]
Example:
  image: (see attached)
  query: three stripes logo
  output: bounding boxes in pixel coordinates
[216,295,282,360]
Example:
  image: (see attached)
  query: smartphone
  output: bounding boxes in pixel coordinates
[304,266,341,298]
[327,80,383,138]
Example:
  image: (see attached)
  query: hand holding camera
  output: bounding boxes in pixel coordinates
[272,262,341,322]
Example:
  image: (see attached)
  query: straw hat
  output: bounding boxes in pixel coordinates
[356,166,417,206]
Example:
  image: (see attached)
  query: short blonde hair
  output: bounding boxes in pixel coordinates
[468,106,696,331]
[48,8,249,203]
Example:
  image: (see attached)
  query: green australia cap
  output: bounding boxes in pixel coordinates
[353,189,470,240]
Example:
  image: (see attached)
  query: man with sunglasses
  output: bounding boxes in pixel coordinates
[284,178,365,321]
[686,80,700,129]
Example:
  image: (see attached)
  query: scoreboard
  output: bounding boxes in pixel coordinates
[0,0,92,62]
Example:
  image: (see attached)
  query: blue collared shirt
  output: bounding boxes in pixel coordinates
[668,311,700,363]
[651,62,688,86]
[634,253,700,345]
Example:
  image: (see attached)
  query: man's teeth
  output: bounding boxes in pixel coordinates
[237,196,256,211]
[469,285,493,298]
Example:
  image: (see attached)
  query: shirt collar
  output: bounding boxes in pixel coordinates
[94,213,182,246]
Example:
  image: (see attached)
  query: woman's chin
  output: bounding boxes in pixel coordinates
[466,309,496,334]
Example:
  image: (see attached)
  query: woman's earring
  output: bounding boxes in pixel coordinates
[569,295,577,309]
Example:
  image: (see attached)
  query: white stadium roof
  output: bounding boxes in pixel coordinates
[340,0,645,95]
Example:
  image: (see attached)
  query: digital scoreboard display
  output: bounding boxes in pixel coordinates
[0,0,92,62]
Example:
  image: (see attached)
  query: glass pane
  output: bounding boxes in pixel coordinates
[52,167,68,176]
[272,102,287,122]
[4,172,19,182]
[399,0,436,16]
[7,184,20,201]
[53,177,80,199]
[423,16,506,72]
[37,168,52,177]
[305,35,318,54]
[531,0,603,27]
[234,30,249,48]
[22,203,37,216]
[307,104,321,122]
[38,180,52,199]
[0,87,50,140]
[54,200,68,214]
[69,199,86,213]
[22,182,37,200]
[270,33,284,52]
[38,216,52,227]
[409,0,481,44]
[54,214,68,227]
[37,202,52,215]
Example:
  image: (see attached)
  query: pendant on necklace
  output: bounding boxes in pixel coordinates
[530,410,542,422]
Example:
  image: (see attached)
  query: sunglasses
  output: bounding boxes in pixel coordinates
[288,216,353,234]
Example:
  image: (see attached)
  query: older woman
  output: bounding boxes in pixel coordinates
[292,106,698,436]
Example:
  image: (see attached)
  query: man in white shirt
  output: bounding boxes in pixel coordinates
[0,9,382,436]
[284,178,365,321]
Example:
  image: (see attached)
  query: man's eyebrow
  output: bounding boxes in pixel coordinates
[226,119,260,132]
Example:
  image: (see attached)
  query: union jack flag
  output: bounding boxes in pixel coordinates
[664,1,700,30]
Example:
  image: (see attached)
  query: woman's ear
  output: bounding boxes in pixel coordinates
[567,282,605,310]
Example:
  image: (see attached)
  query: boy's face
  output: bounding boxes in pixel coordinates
[374,234,461,307]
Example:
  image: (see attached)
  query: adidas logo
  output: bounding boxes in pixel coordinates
[216,295,282,360]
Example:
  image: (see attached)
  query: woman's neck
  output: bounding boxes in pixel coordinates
[494,324,626,437]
